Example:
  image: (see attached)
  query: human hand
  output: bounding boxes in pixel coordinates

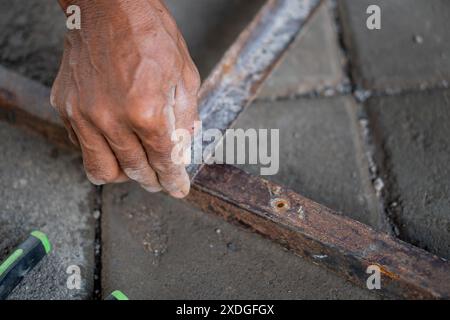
[51,0,200,198]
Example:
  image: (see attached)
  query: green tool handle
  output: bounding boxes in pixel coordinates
[105,290,129,300]
[0,231,51,300]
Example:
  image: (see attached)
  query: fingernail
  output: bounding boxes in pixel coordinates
[86,173,105,186]
[170,182,190,199]
[171,189,189,199]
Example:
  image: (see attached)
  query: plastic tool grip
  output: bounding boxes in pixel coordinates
[105,290,129,300]
[0,231,51,300]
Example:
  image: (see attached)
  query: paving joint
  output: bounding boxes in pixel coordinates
[353,82,450,103]
[330,0,398,235]
[254,79,450,104]
[254,82,351,102]
[92,186,103,300]
[355,106,399,235]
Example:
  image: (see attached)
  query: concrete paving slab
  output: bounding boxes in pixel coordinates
[366,89,450,259]
[101,183,378,300]
[0,122,95,300]
[233,96,381,229]
[258,0,346,99]
[338,0,450,92]
[0,0,65,86]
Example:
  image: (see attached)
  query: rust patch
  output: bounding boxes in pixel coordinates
[375,264,401,280]
[221,61,234,75]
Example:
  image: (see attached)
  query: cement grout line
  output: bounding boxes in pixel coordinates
[329,0,398,235]
[254,79,450,104]
[354,105,399,235]
[254,83,351,103]
[353,82,450,103]
[92,185,103,300]
[328,0,355,94]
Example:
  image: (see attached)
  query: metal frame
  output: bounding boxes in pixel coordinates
[0,0,449,299]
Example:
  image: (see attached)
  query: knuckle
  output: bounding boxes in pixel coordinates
[184,66,201,92]
[152,163,170,176]
[127,102,157,129]
[127,103,169,136]
[50,91,58,109]
[64,100,75,120]
[143,135,172,154]
[52,91,78,120]
[151,157,178,175]
[164,43,184,66]
[119,154,142,172]
[86,107,114,131]
[82,106,98,121]
[50,86,65,112]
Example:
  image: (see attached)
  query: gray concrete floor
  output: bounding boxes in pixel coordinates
[337,0,450,259]
[366,89,450,259]
[0,0,449,300]
[0,123,95,300]
[339,0,450,92]
[101,184,375,300]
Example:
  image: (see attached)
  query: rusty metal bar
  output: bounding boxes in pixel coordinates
[189,165,450,299]
[1,67,450,299]
[188,0,322,178]
[0,65,69,148]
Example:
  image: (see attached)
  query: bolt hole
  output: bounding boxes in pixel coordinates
[271,198,290,212]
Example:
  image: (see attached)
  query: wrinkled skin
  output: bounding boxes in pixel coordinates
[52,0,200,198]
